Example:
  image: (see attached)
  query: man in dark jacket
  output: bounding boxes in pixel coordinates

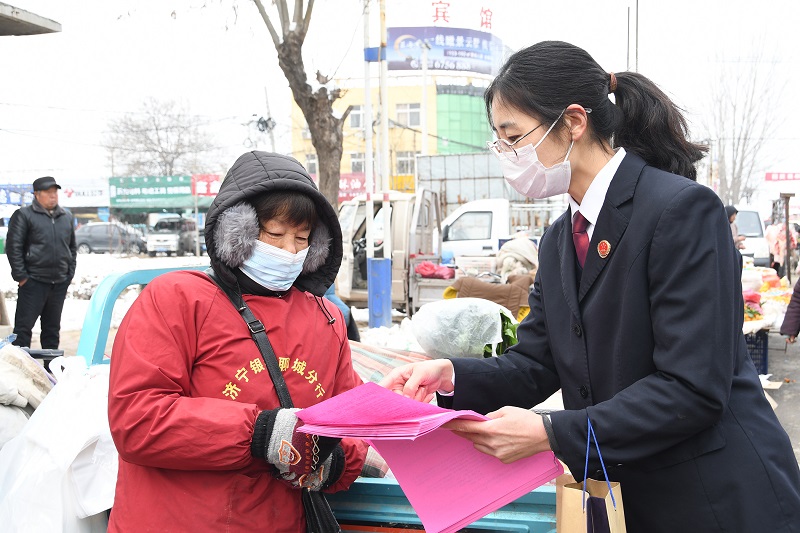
[6,176,77,348]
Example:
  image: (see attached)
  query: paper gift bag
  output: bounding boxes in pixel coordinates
[557,414,626,533]
[555,472,576,530]
[558,478,626,533]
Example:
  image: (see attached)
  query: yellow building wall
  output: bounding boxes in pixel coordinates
[290,83,438,192]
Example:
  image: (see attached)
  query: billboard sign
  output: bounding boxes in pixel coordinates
[109,176,193,207]
[0,184,33,206]
[60,186,109,208]
[387,26,503,75]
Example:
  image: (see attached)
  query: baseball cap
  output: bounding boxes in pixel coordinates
[32,176,62,191]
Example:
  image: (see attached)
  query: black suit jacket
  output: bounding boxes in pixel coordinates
[442,153,800,532]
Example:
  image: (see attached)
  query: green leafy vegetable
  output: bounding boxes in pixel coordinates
[484,309,519,357]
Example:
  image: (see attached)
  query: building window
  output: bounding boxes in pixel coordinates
[396,151,418,175]
[350,105,363,129]
[396,103,420,127]
[305,154,318,175]
[351,152,365,173]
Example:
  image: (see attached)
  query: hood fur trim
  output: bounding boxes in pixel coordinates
[214,203,259,268]
[214,201,331,273]
[303,223,330,274]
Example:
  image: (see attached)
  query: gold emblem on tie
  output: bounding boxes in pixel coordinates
[598,240,611,259]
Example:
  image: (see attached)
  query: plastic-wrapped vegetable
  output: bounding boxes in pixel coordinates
[412,298,514,359]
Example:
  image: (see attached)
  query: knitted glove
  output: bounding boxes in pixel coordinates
[252,408,345,491]
[360,446,389,478]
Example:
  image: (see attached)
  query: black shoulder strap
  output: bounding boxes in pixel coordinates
[205,268,294,409]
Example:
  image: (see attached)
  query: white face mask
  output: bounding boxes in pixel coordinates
[240,239,310,291]
[495,112,573,199]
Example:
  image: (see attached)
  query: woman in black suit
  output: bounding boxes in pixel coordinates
[381,41,800,532]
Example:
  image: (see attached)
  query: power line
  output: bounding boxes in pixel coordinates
[0,101,239,121]
[388,120,487,151]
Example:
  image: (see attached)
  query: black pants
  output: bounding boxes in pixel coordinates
[12,278,71,349]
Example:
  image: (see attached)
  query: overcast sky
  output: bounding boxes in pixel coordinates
[3,0,800,200]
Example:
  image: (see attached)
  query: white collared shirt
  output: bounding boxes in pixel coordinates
[568,147,627,240]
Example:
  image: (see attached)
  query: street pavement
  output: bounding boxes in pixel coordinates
[43,326,800,464]
[764,331,800,463]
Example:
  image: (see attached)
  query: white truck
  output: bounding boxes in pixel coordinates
[417,152,568,257]
[440,197,567,258]
[145,216,197,257]
[335,189,450,315]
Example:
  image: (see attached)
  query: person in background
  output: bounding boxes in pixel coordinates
[780,276,800,343]
[380,41,800,532]
[725,205,745,249]
[766,221,796,277]
[107,152,374,532]
[5,177,76,349]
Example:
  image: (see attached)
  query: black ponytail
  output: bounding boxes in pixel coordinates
[485,41,707,180]
[612,72,706,180]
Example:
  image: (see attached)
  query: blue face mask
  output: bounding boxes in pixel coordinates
[240,240,310,291]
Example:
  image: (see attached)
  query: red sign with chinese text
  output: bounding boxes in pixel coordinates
[765,172,800,182]
[308,172,367,203]
[191,174,222,196]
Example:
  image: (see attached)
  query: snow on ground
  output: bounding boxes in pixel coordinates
[357,317,424,353]
[0,253,210,333]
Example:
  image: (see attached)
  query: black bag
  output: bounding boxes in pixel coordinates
[302,489,342,533]
[206,269,342,533]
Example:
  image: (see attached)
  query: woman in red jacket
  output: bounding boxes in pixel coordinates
[108,152,369,532]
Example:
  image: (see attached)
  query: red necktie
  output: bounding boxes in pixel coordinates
[573,212,590,268]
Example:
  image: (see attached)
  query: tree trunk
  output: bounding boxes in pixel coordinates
[275,32,344,209]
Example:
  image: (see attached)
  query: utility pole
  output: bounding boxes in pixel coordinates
[364,0,374,261]
[420,39,431,156]
[366,0,392,328]
[627,2,639,72]
[379,0,390,191]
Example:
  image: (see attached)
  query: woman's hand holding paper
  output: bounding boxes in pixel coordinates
[379,359,455,403]
[443,407,551,464]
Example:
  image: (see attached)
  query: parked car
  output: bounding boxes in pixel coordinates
[75,222,147,254]
[146,216,197,256]
[736,208,770,267]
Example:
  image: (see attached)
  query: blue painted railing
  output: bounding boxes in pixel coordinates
[76,266,208,365]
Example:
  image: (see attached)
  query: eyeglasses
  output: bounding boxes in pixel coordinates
[486,123,543,162]
[486,107,591,162]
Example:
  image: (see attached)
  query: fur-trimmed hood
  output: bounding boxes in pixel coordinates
[205,151,342,297]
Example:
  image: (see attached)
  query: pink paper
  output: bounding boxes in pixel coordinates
[297,382,564,533]
[297,381,486,438]
[369,432,562,533]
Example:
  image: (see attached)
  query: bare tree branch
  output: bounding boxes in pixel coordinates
[708,44,783,205]
[247,0,345,206]
[252,0,280,46]
[292,0,304,27]
[275,0,290,36]
[104,98,215,177]
[302,0,315,38]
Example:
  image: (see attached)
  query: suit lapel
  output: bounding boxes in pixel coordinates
[557,215,582,319]
[578,153,646,301]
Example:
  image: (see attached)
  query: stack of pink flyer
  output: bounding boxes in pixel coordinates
[297,382,564,533]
